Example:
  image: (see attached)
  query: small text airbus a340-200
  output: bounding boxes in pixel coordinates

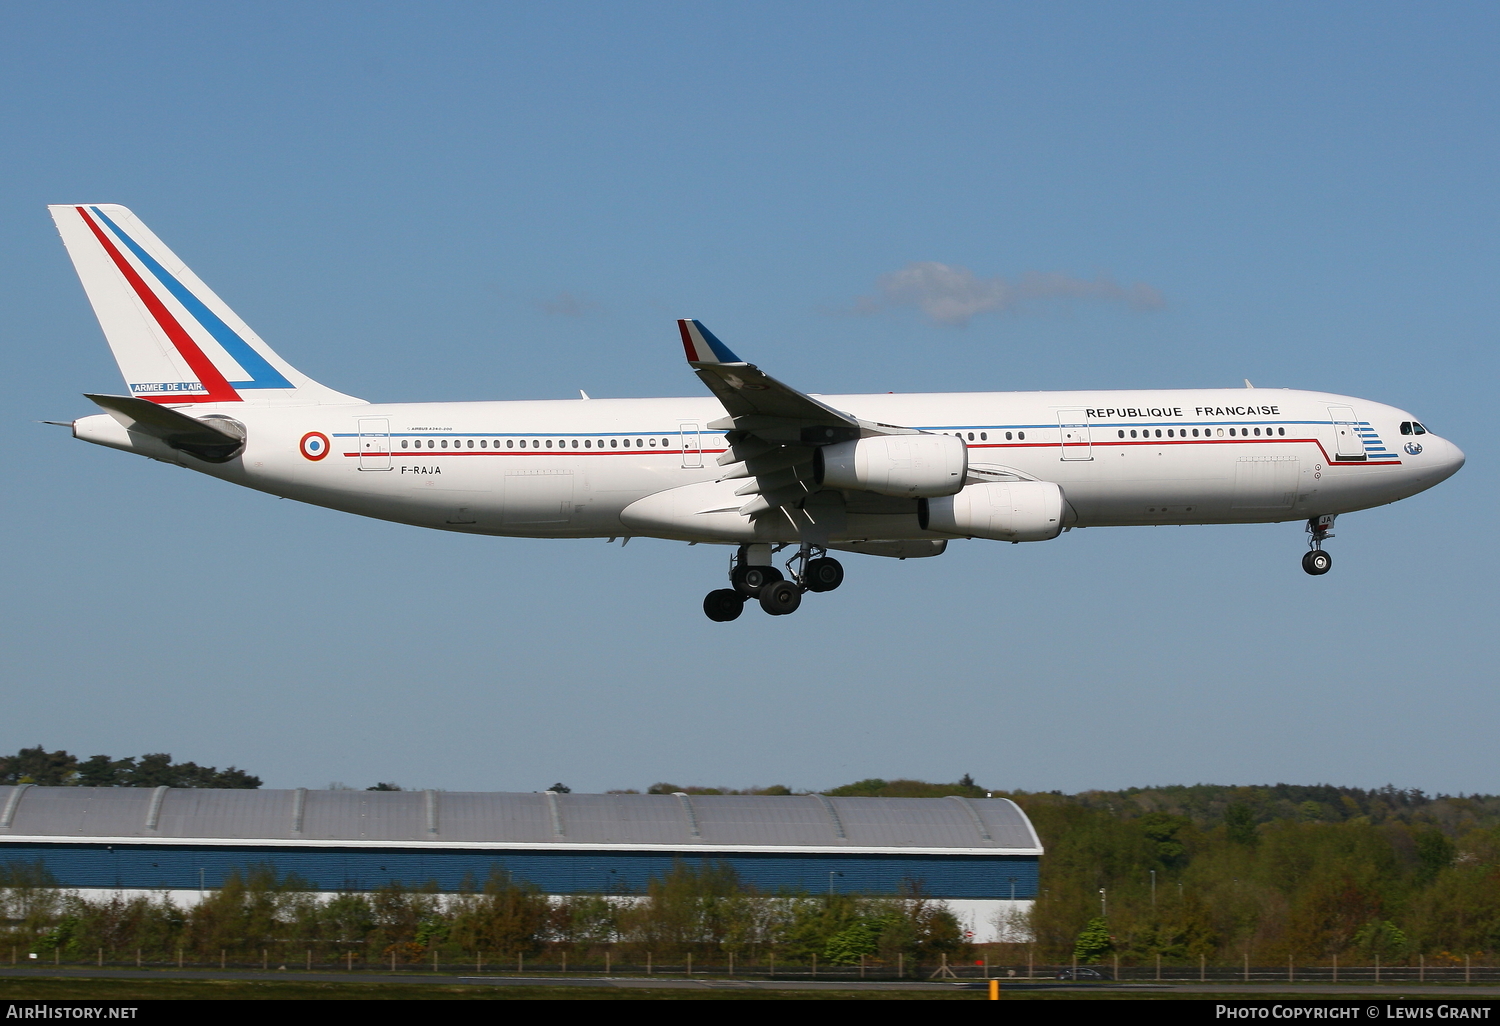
[49,205,1464,620]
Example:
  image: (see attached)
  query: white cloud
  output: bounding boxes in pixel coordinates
[859,261,1165,325]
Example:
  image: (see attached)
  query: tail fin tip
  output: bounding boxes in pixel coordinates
[50,204,361,406]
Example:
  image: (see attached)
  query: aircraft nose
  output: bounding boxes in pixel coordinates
[1445,438,1466,474]
[1425,436,1465,482]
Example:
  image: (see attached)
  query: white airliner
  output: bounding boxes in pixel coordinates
[49,204,1465,620]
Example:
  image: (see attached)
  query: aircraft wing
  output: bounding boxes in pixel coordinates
[679,319,860,440]
[677,319,917,520]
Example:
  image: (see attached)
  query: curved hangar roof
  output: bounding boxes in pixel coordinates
[0,787,1041,855]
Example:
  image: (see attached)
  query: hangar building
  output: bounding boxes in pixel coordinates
[0,786,1042,942]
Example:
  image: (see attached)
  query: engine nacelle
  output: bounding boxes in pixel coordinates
[814,434,967,498]
[919,481,1066,542]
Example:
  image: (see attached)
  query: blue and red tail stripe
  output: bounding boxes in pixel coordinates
[74,206,241,404]
[678,319,742,364]
[86,207,292,392]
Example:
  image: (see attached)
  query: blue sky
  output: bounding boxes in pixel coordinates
[1,2,1494,794]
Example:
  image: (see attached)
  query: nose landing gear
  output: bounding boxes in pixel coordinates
[703,544,845,620]
[1303,515,1335,575]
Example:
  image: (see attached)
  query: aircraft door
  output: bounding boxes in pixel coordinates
[502,470,574,525]
[357,417,391,471]
[1327,405,1366,461]
[680,423,703,468]
[1056,409,1093,461]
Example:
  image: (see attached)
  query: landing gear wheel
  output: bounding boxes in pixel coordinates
[704,589,746,622]
[803,557,844,593]
[1302,550,1333,576]
[732,565,783,596]
[758,579,803,616]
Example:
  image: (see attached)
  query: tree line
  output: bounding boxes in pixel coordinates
[0,746,260,789]
[1005,783,1500,965]
[0,862,966,969]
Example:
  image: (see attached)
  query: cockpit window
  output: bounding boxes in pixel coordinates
[1413,422,1427,435]
[1400,422,1412,435]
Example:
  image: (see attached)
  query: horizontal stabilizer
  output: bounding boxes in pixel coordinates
[86,393,245,462]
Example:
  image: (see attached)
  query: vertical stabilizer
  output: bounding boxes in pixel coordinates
[49,204,362,406]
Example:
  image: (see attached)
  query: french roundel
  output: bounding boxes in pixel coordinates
[299,431,331,461]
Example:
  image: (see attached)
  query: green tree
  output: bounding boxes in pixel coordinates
[1224,803,1259,846]
[448,870,550,958]
[826,778,987,798]
[1139,812,1192,868]
[824,911,901,965]
[0,747,260,789]
[1352,919,1408,960]
[1414,830,1456,883]
[1073,916,1112,962]
[621,860,758,956]
[75,755,131,787]
[0,746,77,785]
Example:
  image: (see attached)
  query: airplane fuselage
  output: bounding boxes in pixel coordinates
[73,386,1464,544]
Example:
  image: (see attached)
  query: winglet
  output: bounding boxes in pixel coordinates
[678,319,743,365]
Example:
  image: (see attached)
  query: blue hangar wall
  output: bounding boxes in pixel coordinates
[0,843,1040,900]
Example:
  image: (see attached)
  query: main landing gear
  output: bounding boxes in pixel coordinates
[1302,514,1335,576]
[703,544,844,621]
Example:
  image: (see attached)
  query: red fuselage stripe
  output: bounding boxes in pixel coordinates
[339,437,1395,466]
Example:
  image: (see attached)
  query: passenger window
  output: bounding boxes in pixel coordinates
[610,439,618,448]
[967,432,974,441]
[1130,430,1137,438]
[1216,428,1224,437]
[1278,428,1285,436]
[571,439,578,448]
[1018,432,1025,440]
[1118,430,1125,438]
[980,432,987,441]
[649,438,656,447]
[468,439,475,448]
[441,439,449,448]
[1006,432,1013,440]
[1191,429,1199,437]
[400,439,408,449]
[662,438,669,447]
[507,439,514,448]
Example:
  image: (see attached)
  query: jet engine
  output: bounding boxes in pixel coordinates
[814,434,967,498]
[919,481,1066,542]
